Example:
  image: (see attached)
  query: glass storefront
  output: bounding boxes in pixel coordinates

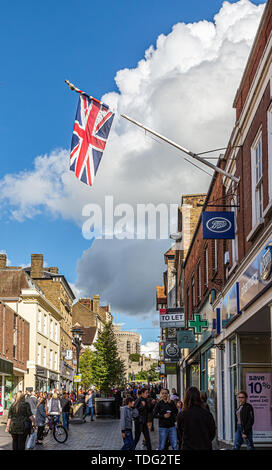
[4,376,14,410]
[229,333,272,443]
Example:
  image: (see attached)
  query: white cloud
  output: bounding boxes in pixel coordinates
[141,341,159,360]
[0,0,265,317]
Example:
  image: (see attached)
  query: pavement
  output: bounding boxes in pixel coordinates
[0,413,159,451]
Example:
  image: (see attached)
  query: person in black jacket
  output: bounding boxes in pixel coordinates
[176,387,216,450]
[134,388,152,450]
[153,388,178,450]
[233,390,255,450]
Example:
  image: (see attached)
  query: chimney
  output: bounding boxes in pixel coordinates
[93,295,100,313]
[79,298,91,310]
[30,254,44,278]
[108,303,111,314]
[0,253,7,269]
[48,267,59,274]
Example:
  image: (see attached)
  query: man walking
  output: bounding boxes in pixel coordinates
[60,392,71,431]
[233,390,255,450]
[134,388,152,450]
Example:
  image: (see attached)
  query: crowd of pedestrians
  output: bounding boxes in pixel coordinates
[120,384,255,451]
[5,389,76,450]
[4,383,255,451]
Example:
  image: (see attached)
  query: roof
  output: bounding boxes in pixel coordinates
[80,326,97,346]
[23,267,75,300]
[0,269,33,298]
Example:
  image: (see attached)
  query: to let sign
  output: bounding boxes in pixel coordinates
[160,308,185,328]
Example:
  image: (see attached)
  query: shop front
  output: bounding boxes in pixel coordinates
[215,238,272,447]
[35,366,48,392]
[60,361,75,392]
[48,371,59,391]
[0,358,14,410]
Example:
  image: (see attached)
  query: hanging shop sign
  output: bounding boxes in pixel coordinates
[64,349,73,361]
[188,314,209,335]
[246,372,272,442]
[74,374,82,383]
[159,308,185,328]
[177,330,196,349]
[159,342,165,360]
[164,341,180,362]
[202,211,235,239]
[165,363,177,375]
[160,364,165,375]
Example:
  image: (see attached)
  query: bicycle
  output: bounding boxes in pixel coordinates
[43,415,68,443]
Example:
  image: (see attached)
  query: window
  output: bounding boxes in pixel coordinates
[267,106,272,203]
[251,132,263,226]
[13,314,18,359]
[37,343,41,365]
[38,311,42,332]
[50,320,53,340]
[204,247,208,287]
[43,346,47,367]
[197,262,201,301]
[231,188,238,266]
[192,276,195,307]
[54,352,58,371]
[214,239,218,272]
[127,341,131,353]
[44,314,47,336]
[54,323,58,343]
[50,350,53,369]
[187,287,190,317]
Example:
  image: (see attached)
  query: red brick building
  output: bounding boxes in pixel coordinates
[179,0,272,448]
[0,300,30,410]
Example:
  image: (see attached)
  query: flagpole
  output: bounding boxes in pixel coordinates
[65,80,102,105]
[65,80,239,184]
[120,114,240,184]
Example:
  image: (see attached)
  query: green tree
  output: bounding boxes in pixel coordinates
[129,353,141,362]
[79,348,95,389]
[147,363,160,382]
[91,322,125,395]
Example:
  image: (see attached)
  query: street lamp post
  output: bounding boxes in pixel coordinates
[71,326,84,401]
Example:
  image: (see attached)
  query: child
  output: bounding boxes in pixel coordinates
[121,397,138,450]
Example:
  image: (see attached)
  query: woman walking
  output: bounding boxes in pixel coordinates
[177,387,216,450]
[5,391,36,450]
[36,397,47,445]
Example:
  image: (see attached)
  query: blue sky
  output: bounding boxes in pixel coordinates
[0,0,266,349]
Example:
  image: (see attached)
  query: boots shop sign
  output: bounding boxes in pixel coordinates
[160,308,185,328]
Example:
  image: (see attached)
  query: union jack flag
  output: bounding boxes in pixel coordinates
[70,93,114,186]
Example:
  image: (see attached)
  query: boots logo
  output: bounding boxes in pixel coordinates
[206,217,231,233]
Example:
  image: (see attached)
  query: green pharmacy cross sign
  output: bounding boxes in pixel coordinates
[188,314,209,334]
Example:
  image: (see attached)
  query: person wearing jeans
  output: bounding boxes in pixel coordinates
[60,392,71,431]
[121,397,138,450]
[233,390,255,450]
[153,389,178,450]
[83,390,95,422]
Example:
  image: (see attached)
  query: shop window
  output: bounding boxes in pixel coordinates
[240,335,271,364]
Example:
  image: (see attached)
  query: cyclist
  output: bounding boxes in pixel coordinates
[47,393,62,424]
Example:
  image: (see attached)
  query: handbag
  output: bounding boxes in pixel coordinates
[26,430,37,450]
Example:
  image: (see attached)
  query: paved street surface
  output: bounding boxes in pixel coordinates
[0,414,159,451]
